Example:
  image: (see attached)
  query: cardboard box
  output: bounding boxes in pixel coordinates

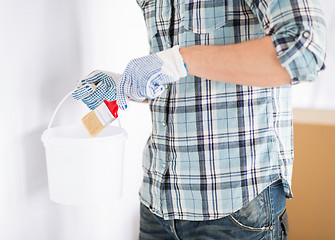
[287,109,335,239]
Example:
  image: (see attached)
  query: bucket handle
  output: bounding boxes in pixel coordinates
[47,90,122,131]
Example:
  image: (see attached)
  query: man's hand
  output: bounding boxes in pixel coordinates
[116,45,187,110]
[72,70,121,110]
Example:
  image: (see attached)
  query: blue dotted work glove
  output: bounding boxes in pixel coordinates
[116,45,187,110]
[72,70,121,110]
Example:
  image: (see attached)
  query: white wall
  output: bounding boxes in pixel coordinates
[0,0,150,239]
[292,0,335,110]
[0,0,334,239]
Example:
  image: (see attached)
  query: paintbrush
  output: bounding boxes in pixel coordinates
[82,100,119,137]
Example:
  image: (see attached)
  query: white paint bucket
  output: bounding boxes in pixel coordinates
[41,92,127,205]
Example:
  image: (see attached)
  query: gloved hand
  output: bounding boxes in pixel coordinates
[116,45,187,110]
[72,70,121,110]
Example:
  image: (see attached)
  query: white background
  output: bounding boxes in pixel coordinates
[0,0,334,239]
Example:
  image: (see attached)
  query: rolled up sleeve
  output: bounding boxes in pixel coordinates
[246,0,327,84]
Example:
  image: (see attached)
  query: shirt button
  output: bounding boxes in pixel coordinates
[303,31,310,38]
[162,121,167,127]
[163,163,167,168]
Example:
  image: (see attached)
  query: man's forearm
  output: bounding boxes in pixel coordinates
[179,36,291,88]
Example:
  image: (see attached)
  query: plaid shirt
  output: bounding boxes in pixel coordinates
[137,0,326,220]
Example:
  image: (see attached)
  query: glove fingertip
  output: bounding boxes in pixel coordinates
[72,89,83,100]
[116,98,127,111]
[118,103,127,110]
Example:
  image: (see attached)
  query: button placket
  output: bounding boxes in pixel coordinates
[162,83,171,129]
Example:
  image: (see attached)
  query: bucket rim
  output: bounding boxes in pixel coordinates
[41,124,127,144]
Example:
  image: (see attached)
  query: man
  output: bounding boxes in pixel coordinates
[73,0,326,239]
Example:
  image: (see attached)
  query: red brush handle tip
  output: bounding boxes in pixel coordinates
[104,100,118,118]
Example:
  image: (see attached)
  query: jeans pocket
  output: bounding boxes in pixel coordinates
[228,191,270,231]
[278,208,289,238]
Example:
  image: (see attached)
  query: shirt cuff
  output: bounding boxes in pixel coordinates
[270,27,326,84]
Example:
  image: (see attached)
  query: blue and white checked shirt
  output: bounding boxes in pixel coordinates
[137,0,326,220]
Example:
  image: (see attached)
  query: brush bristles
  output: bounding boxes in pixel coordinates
[82,111,105,137]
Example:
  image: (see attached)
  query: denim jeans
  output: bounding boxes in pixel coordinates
[139,180,288,240]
